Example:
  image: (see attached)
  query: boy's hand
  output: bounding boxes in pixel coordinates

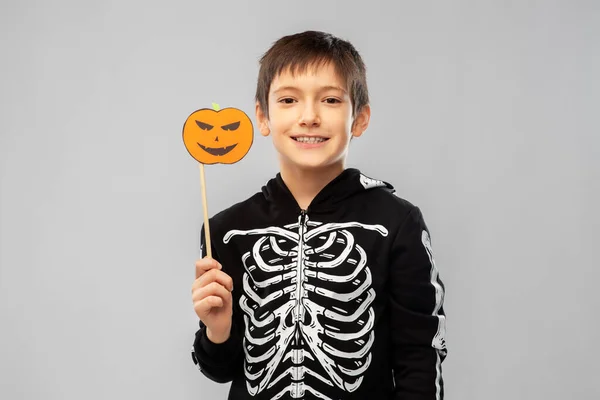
[192,257,234,344]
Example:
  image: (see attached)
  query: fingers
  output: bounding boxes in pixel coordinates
[193,295,224,316]
[192,257,234,320]
[204,296,224,308]
[195,257,221,279]
[193,268,234,293]
[192,281,233,305]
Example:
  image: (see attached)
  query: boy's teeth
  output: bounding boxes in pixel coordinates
[296,137,325,143]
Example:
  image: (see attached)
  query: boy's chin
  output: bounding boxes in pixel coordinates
[280,156,344,172]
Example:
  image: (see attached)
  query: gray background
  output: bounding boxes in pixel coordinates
[1,0,598,399]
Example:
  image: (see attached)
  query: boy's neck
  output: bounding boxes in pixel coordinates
[279,162,345,210]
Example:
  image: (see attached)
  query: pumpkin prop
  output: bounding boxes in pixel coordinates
[182,103,254,257]
[182,103,254,165]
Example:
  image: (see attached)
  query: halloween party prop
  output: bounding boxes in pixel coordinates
[183,103,254,165]
[183,103,254,257]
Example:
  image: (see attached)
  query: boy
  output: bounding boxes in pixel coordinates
[190,30,447,399]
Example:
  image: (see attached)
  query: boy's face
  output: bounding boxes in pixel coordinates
[256,62,369,174]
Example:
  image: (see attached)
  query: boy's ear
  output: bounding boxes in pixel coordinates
[255,101,270,137]
[351,104,371,138]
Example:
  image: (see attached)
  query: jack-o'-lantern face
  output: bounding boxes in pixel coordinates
[182,104,254,165]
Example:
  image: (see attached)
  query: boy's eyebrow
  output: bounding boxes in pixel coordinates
[272,85,347,94]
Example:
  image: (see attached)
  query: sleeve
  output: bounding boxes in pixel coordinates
[190,222,244,383]
[389,206,448,400]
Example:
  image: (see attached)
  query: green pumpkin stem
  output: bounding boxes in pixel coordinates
[212,103,220,111]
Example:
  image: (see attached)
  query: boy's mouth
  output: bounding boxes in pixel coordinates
[292,136,329,144]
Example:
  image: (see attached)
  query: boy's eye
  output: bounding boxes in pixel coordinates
[279,98,295,104]
[325,98,341,104]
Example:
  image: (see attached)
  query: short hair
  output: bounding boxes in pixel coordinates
[255,30,369,119]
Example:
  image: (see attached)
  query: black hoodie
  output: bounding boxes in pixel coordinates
[191,168,447,400]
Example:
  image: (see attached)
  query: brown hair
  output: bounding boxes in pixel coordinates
[255,30,369,119]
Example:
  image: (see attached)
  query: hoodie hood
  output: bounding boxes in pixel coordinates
[261,168,395,214]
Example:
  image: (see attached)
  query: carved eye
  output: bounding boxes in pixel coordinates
[221,121,240,131]
[195,120,213,131]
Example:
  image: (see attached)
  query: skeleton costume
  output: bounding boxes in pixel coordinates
[191,168,447,400]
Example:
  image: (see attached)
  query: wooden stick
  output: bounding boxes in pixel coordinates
[199,163,212,258]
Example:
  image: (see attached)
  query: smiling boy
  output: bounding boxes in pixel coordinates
[191,30,448,399]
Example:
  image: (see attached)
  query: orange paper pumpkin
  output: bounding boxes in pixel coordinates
[182,103,253,165]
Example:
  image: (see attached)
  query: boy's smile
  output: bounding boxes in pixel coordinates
[291,135,328,147]
[256,62,370,174]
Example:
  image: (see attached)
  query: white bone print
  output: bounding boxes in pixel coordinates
[223,214,388,399]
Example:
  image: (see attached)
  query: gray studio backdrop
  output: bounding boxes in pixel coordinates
[1,1,598,399]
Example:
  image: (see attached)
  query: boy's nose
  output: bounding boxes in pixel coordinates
[299,105,320,127]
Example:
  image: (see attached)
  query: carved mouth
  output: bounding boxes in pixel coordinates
[197,142,238,156]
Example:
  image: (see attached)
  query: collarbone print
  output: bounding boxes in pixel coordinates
[223,213,388,399]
